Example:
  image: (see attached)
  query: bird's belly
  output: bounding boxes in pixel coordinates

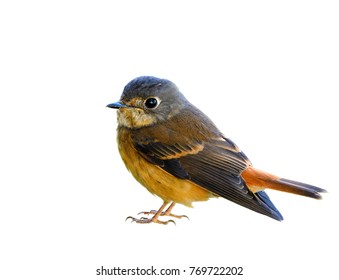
[117,128,211,206]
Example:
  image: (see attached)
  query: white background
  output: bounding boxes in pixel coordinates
[1,1,338,279]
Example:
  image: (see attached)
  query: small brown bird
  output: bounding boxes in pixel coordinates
[107,76,326,224]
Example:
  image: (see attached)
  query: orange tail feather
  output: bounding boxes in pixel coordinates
[242,167,326,199]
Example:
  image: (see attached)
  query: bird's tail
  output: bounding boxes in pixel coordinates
[242,167,326,199]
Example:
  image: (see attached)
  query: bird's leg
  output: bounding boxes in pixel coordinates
[126,202,175,225]
[139,202,189,220]
[163,202,189,220]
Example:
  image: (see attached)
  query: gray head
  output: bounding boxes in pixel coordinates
[107,76,189,128]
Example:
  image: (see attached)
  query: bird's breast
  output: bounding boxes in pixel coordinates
[116,127,211,206]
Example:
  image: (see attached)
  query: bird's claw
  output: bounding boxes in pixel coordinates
[137,210,189,220]
[167,214,190,220]
[137,210,157,216]
[125,215,176,225]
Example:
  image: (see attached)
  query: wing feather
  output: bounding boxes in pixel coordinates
[133,135,283,220]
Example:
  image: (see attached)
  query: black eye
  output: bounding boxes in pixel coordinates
[145,97,158,109]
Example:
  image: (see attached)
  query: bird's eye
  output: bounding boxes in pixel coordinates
[144,97,159,109]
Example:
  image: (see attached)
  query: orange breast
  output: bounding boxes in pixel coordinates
[117,127,212,206]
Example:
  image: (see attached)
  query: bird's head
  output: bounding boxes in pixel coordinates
[107,76,188,128]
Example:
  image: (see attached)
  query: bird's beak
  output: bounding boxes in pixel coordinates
[106,101,130,109]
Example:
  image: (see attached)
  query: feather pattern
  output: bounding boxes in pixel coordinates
[132,113,284,220]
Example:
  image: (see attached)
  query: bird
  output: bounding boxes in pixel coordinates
[107,76,326,224]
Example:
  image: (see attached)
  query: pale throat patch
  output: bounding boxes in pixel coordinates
[117,108,157,128]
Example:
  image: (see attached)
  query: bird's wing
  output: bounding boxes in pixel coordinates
[133,134,283,220]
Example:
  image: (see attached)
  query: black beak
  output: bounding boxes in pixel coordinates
[106,101,129,109]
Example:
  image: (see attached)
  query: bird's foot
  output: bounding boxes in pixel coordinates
[125,216,175,225]
[138,210,189,220]
[125,202,187,225]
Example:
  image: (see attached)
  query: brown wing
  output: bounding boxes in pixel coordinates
[133,134,283,220]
